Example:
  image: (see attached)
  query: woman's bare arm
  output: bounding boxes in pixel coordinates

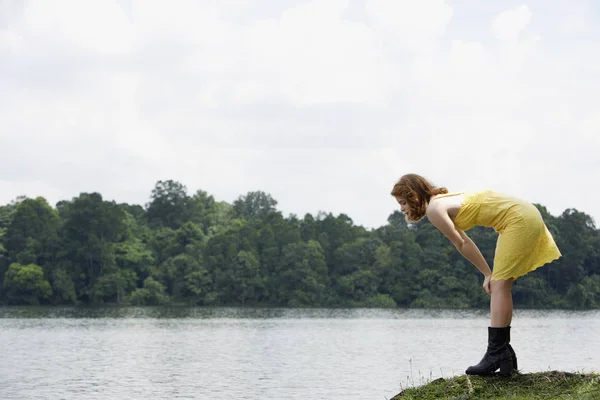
[426,204,492,277]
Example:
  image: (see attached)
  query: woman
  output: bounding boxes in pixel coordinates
[390,173,561,377]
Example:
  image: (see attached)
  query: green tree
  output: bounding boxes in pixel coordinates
[0,197,24,242]
[4,197,60,268]
[274,240,330,306]
[0,180,596,309]
[129,276,169,305]
[147,180,191,229]
[183,265,213,305]
[57,193,128,303]
[2,263,52,305]
[232,191,278,221]
[188,190,224,235]
[549,209,595,293]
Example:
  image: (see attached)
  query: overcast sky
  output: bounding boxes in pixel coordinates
[1,0,599,229]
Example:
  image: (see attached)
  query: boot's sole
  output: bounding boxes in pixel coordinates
[466,359,514,377]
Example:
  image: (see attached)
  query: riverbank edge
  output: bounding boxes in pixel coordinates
[391,370,600,399]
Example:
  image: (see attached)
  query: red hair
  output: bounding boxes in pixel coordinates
[391,174,448,222]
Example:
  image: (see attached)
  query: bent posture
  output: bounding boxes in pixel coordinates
[391,174,561,376]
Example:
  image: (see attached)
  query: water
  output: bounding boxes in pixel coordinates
[1,307,599,400]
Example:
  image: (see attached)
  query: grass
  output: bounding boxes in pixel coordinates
[390,371,600,399]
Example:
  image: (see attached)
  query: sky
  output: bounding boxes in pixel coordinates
[1,0,599,229]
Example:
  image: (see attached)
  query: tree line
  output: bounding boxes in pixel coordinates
[0,180,598,308]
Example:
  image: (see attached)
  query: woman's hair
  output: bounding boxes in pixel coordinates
[390,173,448,222]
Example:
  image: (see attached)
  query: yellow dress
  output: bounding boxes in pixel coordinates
[438,190,562,281]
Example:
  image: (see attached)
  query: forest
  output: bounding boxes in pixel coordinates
[0,180,598,308]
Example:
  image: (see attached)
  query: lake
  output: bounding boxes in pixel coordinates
[1,307,599,399]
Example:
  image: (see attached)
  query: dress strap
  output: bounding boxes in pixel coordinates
[432,192,464,200]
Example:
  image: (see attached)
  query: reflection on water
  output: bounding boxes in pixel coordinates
[1,305,494,319]
[1,307,599,400]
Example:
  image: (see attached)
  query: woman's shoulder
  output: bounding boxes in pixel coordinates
[428,191,465,210]
[432,191,464,199]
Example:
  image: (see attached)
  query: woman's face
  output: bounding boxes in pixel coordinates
[395,196,410,217]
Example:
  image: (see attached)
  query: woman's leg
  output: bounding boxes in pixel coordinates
[490,278,514,327]
[490,278,517,369]
[466,278,516,376]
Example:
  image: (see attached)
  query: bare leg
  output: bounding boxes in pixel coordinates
[490,278,514,327]
[466,278,516,376]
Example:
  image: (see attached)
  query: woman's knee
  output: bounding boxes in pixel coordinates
[490,278,514,292]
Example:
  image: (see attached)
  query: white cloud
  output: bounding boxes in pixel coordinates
[561,2,592,34]
[1,0,600,228]
[366,0,453,47]
[243,0,388,106]
[17,0,133,55]
[491,4,532,42]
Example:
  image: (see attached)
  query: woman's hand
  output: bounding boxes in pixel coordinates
[483,274,492,295]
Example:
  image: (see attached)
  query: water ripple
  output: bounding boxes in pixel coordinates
[1,307,598,399]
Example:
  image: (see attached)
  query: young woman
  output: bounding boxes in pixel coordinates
[391,173,562,377]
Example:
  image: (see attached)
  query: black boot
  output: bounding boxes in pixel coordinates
[465,327,514,377]
[507,325,518,370]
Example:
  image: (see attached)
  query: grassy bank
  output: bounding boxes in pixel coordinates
[391,371,600,399]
